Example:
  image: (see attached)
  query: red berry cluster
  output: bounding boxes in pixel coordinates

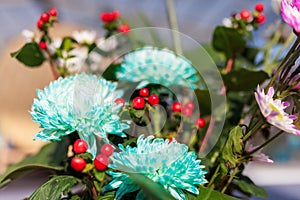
[131,88,159,110]
[36,8,58,50]
[100,10,130,34]
[70,139,114,172]
[228,2,265,35]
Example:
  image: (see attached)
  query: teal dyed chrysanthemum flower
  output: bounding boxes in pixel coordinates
[31,73,129,157]
[104,135,207,200]
[116,47,199,89]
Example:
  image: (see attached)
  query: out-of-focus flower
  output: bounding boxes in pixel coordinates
[116,47,199,89]
[255,85,300,136]
[245,142,274,164]
[281,0,300,33]
[47,37,62,55]
[104,135,207,200]
[21,29,36,43]
[31,73,129,157]
[72,30,97,45]
[97,36,118,52]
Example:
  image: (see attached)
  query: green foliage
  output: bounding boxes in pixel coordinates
[0,140,69,188]
[28,175,80,200]
[186,186,239,200]
[220,126,243,175]
[222,69,269,91]
[235,178,267,199]
[127,172,175,200]
[10,42,45,67]
[212,26,246,59]
[97,192,116,200]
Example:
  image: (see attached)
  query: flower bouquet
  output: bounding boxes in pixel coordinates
[1,1,300,199]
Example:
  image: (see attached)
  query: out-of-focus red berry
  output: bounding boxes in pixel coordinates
[182,107,193,117]
[115,98,125,106]
[94,154,109,171]
[255,3,264,12]
[171,102,182,113]
[49,8,58,17]
[39,41,47,49]
[118,24,130,33]
[101,144,114,157]
[37,20,44,29]
[40,12,50,22]
[196,118,206,128]
[73,139,88,154]
[148,94,159,106]
[240,9,251,20]
[100,10,119,23]
[71,157,86,172]
[256,13,266,24]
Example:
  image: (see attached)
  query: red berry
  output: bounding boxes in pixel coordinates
[73,139,88,154]
[49,8,58,17]
[37,19,44,29]
[100,10,119,23]
[40,12,50,22]
[101,144,114,157]
[39,41,47,49]
[255,3,264,12]
[118,24,130,33]
[139,88,149,97]
[240,9,251,20]
[115,98,125,106]
[184,101,195,111]
[148,94,159,106]
[171,102,182,113]
[94,154,109,171]
[132,97,145,109]
[182,107,193,117]
[256,13,266,24]
[112,10,120,19]
[71,157,86,172]
[196,118,206,128]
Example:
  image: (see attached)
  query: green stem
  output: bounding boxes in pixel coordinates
[165,0,182,55]
[242,120,265,142]
[207,165,220,189]
[250,131,284,155]
[221,165,239,193]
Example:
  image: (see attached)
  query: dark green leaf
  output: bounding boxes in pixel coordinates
[97,192,116,200]
[222,69,269,91]
[127,172,175,200]
[186,186,239,200]
[102,64,120,81]
[28,175,80,200]
[0,139,69,188]
[212,26,246,59]
[235,179,267,199]
[10,42,45,67]
[241,47,260,64]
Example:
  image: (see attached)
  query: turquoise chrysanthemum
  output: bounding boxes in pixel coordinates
[104,135,207,200]
[31,73,129,157]
[116,47,199,89]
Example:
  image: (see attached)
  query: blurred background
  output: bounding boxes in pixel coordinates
[0,0,300,199]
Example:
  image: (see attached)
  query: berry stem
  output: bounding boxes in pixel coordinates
[199,117,214,152]
[165,0,182,55]
[45,49,60,79]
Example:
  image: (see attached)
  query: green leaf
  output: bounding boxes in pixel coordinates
[0,139,69,188]
[212,26,246,59]
[127,172,175,200]
[235,179,267,199]
[94,169,105,182]
[61,37,75,52]
[10,42,45,67]
[97,192,116,200]
[222,69,269,91]
[28,175,80,200]
[186,186,239,200]
[102,64,120,81]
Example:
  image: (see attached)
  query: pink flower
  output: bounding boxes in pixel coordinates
[246,143,274,164]
[281,0,300,33]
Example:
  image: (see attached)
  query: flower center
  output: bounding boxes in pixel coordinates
[268,103,283,120]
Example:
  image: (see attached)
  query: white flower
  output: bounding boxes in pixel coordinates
[96,36,118,51]
[65,48,88,73]
[21,29,36,43]
[48,38,62,55]
[222,18,233,27]
[72,30,96,45]
[255,85,300,136]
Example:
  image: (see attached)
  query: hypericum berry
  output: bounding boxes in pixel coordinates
[240,9,251,20]
[101,144,114,157]
[171,102,182,113]
[73,139,88,154]
[132,97,145,109]
[37,20,44,29]
[182,107,193,117]
[255,3,264,12]
[196,117,206,128]
[39,41,47,49]
[139,88,149,97]
[256,13,266,24]
[40,12,50,22]
[71,157,86,172]
[100,10,119,23]
[148,94,159,106]
[49,8,58,17]
[118,24,130,33]
[94,154,109,171]
[184,101,195,111]
[114,98,125,106]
